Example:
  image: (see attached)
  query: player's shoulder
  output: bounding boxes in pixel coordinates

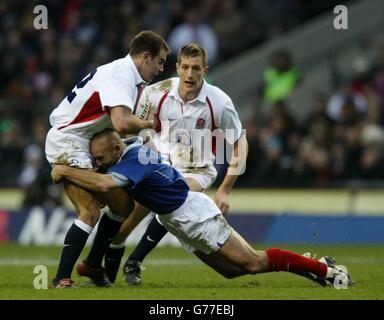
[98,56,134,82]
[147,77,178,95]
[116,146,141,166]
[204,81,233,107]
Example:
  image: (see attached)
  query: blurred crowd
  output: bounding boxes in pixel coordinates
[239,45,384,187]
[1,0,372,207]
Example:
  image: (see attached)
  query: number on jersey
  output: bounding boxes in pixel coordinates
[67,69,97,103]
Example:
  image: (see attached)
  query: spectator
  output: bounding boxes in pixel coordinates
[260,49,301,104]
[168,7,219,66]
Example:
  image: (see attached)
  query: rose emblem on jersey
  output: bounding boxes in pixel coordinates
[195,118,206,129]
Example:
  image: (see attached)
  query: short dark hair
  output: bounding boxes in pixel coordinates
[177,43,208,67]
[130,30,171,57]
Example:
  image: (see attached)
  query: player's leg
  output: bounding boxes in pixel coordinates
[193,249,247,279]
[82,188,134,268]
[122,214,168,285]
[104,202,151,283]
[46,129,103,287]
[200,229,333,282]
[193,228,268,279]
[52,181,100,286]
[159,191,338,284]
[120,176,204,285]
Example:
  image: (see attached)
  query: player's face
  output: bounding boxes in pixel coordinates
[91,143,121,169]
[141,49,168,82]
[176,55,207,99]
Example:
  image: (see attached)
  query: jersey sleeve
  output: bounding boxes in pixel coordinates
[98,75,135,112]
[107,149,150,187]
[110,172,131,187]
[216,96,243,144]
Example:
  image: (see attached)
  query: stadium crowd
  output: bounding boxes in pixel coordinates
[3,0,383,205]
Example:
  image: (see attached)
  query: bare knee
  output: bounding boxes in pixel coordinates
[78,208,100,226]
[243,251,268,274]
[76,198,101,226]
[64,182,101,226]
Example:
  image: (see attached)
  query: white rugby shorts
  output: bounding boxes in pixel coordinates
[157,191,232,254]
[45,127,93,168]
[178,166,217,190]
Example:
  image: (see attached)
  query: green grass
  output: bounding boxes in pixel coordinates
[0,244,383,300]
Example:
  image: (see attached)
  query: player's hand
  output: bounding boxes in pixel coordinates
[51,165,64,183]
[214,189,230,215]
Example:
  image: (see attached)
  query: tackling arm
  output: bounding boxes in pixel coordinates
[51,165,117,193]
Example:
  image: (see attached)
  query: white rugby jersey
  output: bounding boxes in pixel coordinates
[138,77,242,169]
[49,55,145,139]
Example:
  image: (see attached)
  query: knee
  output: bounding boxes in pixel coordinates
[241,251,268,275]
[78,208,100,226]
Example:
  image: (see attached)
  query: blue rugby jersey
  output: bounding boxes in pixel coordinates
[108,140,189,214]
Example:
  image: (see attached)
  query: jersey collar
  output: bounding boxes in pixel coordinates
[117,136,144,164]
[125,54,147,86]
[169,78,208,104]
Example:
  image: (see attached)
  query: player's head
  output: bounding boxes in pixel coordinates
[130,30,171,82]
[176,43,208,100]
[90,129,124,169]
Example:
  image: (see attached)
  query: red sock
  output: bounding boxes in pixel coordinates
[266,248,327,278]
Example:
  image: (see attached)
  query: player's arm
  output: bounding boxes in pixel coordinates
[51,165,118,193]
[110,106,154,134]
[215,134,248,214]
[214,95,247,214]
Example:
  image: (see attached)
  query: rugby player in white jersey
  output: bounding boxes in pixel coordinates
[83,43,248,286]
[45,30,170,288]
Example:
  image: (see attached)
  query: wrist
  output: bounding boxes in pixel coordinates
[218,186,231,194]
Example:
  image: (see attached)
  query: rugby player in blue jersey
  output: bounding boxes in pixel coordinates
[51,129,352,288]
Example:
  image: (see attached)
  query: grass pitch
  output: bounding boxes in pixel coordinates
[0,244,383,300]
